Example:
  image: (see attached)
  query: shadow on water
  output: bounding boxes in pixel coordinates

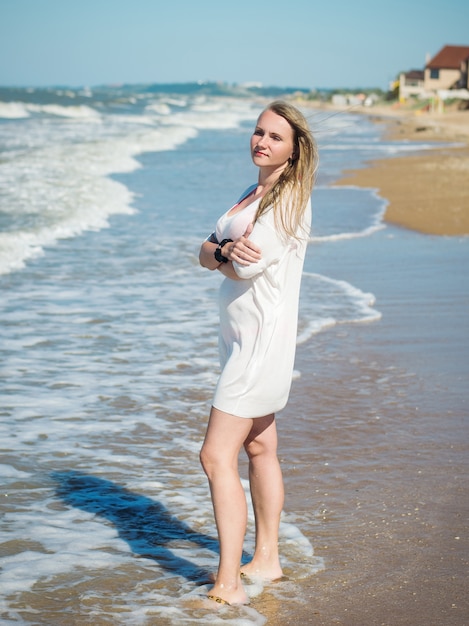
[51,470,219,584]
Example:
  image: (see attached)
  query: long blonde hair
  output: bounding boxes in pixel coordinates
[255,101,318,238]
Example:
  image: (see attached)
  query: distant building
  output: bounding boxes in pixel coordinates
[399,70,425,101]
[424,44,469,91]
[398,45,469,103]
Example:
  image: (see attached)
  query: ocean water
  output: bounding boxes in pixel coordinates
[0,84,450,624]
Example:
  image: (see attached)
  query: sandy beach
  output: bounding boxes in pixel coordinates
[334,104,469,236]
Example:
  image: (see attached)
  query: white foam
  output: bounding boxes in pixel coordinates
[160,99,258,130]
[0,177,135,274]
[0,101,30,118]
[297,272,381,344]
[0,116,198,275]
[297,316,337,344]
[0,94,259,275]
[311,186,387,242]
[0,92,260,273]
[0,102,102,120]
[145,102,172,115]
[38,103,101,119]
[0,464,32,480]
[310,226,385,242]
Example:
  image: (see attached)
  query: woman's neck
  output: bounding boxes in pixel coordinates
[257,164,287,192]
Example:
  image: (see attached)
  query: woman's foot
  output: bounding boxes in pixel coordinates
[240,560,283,581]
[207,578,249,606]
[207,594,230,606]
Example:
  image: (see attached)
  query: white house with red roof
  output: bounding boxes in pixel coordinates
[399,45,469,102]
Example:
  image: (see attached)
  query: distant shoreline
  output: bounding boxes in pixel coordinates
[304,100,469,236]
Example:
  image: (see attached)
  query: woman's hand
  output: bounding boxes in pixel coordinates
[224,224,261,266]
[200,223,261,278]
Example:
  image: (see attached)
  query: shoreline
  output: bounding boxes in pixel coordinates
[332,104,469,236]
[258,100,469,626]
[259,102,469,622]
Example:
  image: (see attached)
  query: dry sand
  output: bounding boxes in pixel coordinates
[334,105,469,236]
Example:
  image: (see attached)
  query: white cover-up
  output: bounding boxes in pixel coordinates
[212,185,311,418]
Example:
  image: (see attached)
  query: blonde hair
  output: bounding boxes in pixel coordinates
[254,101,318,238]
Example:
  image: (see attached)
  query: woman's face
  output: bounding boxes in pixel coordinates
[251,109,295,172]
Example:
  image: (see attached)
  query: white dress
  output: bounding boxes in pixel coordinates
[212,185,311,419]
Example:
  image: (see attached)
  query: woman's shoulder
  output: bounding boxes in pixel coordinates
[236,183,257,203]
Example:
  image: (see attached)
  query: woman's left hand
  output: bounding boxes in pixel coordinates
[225,224,261,266]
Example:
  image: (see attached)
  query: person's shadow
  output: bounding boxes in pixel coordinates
[51,470,220,584]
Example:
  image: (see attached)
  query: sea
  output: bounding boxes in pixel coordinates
[0,83,466,625]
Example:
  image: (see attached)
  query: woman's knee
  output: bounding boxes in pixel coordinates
[201,408,253,476]
[200,441,231,478]
[244,436,278,463]
[199,443,213,476]
[244,416,278,460]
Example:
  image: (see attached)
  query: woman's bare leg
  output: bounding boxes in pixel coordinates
[241,414,284,580]
[200,407,253,605]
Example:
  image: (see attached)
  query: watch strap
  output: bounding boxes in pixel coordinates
[214,238,233,263]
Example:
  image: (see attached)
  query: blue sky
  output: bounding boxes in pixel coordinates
[1,0,468,89]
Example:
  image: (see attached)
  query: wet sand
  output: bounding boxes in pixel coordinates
[249,105,469,625]
[275,308,468,625]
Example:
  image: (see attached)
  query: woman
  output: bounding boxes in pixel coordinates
[199,101,317,606]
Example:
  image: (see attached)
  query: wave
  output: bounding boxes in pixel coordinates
[0,101,101,119]
[297,272,381,344]
[0,94,260,275]
[310,223,385,242]
[0,179,135,274]
[0,101,31,118]
[158,98,258,130]
[0,124,197,275]
[310,185,387,242]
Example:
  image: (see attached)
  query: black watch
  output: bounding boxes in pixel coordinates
[214,238,233,263]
